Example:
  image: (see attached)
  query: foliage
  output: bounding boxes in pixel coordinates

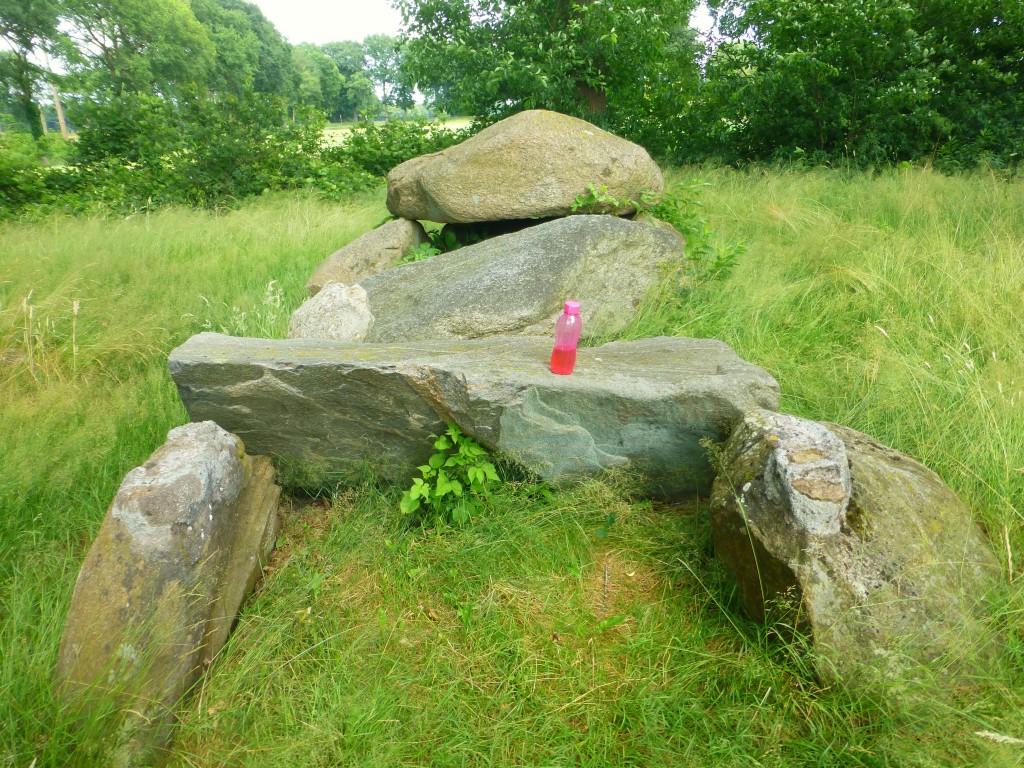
[569,181,744,282]
[363,34,412,111]
[330,117,473,177]
[688,0,1024,168]
[60,0,216,98]
[0,0,63,137]
[646,180,744,281]
[395,0,700,155]
[292,44,343,114]
[398,241,441,264]
[190,0,295,99]
[0,93,377,218]
[400,422,500,527]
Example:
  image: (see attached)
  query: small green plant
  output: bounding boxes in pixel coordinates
[571,183,630,213]
[648,181,745,282]
[571,180,743,283]
[399,241,441,264]
[400,422,500,527]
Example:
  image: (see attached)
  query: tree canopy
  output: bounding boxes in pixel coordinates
[395,0,701,151]
[689,0,1024,165]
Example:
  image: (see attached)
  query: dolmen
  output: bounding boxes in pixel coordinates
[57,109,1003,766]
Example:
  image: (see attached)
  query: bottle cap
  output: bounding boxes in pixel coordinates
[564,300,581,316]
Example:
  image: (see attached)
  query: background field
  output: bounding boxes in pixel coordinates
[1,168,1022,766]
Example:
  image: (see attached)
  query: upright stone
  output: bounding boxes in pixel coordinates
[55,422,280,766]
[710,410,1000,686]
[386,110,664,223]
[169,333,780,498]
[306,218,427,296]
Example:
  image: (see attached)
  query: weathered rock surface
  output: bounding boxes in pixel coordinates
[288,282,374,342]
[169,334,780,498]
[386,110,664,223]
[56,422,280,766]
[710,410,1000,685]
[360,215,685,343]
[306,218,426,296]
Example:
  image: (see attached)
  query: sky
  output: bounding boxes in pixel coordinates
[247,0,713,46]
[248,0,404,45]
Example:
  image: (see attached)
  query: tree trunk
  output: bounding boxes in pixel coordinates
[52,83,69,138]
[576,82,608,115]
[39,105,49,134]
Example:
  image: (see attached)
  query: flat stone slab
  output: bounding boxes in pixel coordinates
[169,334,780,498]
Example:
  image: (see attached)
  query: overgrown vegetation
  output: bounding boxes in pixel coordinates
[2,168,1021,766]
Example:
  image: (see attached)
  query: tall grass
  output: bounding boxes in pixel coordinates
[2,170,1022,766]
[0,189,388,764]
[632,167,1023,546]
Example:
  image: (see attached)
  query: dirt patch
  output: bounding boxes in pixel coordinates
[586,548,661,619]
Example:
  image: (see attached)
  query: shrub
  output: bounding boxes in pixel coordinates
[330,118,474,177]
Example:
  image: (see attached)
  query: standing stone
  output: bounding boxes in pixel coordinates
[360,215,685,343]
[710,410,1000,686]
[55,422,280,766]
[169,333,780,498]
[288,283,374,342]
[306,218,427,296]
[386,110,664,223]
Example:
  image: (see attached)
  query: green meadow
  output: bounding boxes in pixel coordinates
[1,168,1022,766]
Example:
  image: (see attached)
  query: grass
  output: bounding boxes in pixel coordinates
[1,167,1022,766]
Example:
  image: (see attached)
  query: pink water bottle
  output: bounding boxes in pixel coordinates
[550,300,582,375]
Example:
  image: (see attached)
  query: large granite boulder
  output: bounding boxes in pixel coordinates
[359,215,684,343]
[169,334,780,498]
[56,422,280,766]
[710,410,1000,685]
[306,218,426,296]
[386,110,664,223]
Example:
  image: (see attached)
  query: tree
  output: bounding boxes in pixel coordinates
[61,0,215,97]
[190,0,294,99]
[320,40,379,121]
[362,34,405,108]
[394,0,699,152]
[691,0,1024,166]
[291,43,342,114]
[0,0,62,136]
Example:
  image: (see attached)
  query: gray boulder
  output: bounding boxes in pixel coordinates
[361,215,685,343]
[710,410,1000,685]
[386,109,664,223]
[288,282,374,342]
[169,334,780,498]
[306,218,426,296]
[56,422,280,766]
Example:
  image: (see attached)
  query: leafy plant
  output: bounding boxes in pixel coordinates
[571,183,627,213]
[399,241,441,264]
[329,118,472,177]
[648,181,746,282]
[400,422,500,527]
[570,180,744,284]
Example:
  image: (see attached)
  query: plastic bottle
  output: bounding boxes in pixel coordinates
[550,300,582,375]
